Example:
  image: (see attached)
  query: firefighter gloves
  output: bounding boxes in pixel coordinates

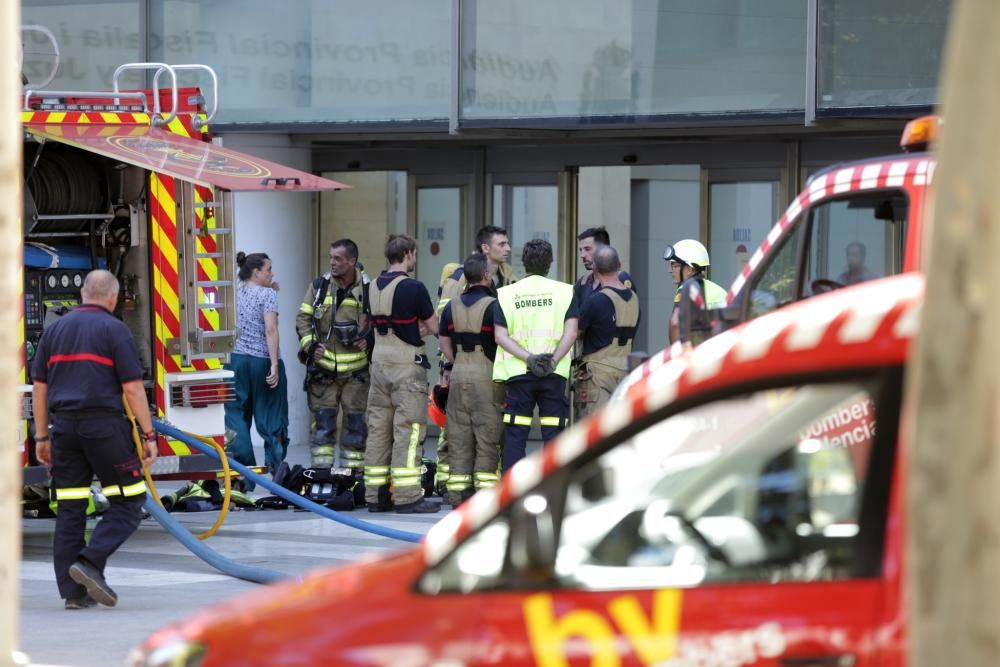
[526,353,555,378]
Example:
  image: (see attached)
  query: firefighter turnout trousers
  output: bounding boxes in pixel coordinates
[364,361,428,506]
[574,362,627,419]
[446,379,504,500]
[50,413,147,600]
[306,371,369,470]
[501,375,569,472]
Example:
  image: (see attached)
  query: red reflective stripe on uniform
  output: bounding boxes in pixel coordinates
[391,317,418,324]
[48,353,114,367]
[481,326,494,332]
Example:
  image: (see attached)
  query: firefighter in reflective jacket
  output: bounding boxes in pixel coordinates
[574,245,640,419]
[364,234,441,514]
[665,239,727,345]
[438,253,504,506]
[296,239,372,472]
[30,270,156,609]
[433,225,516,495]
[494,239,578,472]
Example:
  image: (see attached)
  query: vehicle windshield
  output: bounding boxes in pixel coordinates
[556,382,878,590]
[424,378,890,595]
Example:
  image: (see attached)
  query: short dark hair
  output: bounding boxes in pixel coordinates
[475,225,507,252]
[577,226,610,246]
[522,239,553,276]
[592,245,621,274]
[463,253,488,285]
[331,238,359,260]
[384,234,416,264]
[236,251,270,282]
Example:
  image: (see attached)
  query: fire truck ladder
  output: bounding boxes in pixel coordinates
[174,181,236,366]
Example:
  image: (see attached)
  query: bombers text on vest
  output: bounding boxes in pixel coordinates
[493,274,575,381]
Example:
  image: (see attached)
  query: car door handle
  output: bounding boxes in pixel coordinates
[780,654,856,667]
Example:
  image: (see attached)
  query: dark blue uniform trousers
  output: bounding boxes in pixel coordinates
[501,374,569,472]
[50,414,146,600]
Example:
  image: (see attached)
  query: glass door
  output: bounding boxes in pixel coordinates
[490,172,573,282]
[706,171,781,291]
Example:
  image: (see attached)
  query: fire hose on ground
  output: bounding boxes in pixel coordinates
[151,420,424,544]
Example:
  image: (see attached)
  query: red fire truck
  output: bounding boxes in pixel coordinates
[130,272,922,667]
[18,57,345,485]
[618,116,938,399]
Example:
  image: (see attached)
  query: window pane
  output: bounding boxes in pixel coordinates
[22,1,142,90]
[554,382,882,590]
[803,191,908,297]
[817,0,951,109]
[462,0,807,119]
[746,221,803,319]
[709,182,778,290]
[495,185,560,279]
[149,0,450,123]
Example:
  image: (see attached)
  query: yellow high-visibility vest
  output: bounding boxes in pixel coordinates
[493,274,575,381]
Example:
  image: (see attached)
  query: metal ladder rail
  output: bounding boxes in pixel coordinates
[175,182,236,366]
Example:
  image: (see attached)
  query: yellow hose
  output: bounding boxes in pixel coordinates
[124,397,233,540]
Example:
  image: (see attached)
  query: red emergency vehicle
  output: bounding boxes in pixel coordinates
[130,271,922,667]
[18,56,345,485]
[618,116,938,398]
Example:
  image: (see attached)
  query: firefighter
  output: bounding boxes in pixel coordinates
[438,253,504,506]
[30,270,157,609]
[433,225,516,495]
[364,234,440,514]
[494,239,578,472]
[296,239,372,474]
[574,245,640,419]
[664,239,727,345]
[575,226,635,307]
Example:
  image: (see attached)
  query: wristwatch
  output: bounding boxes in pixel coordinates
[143,430,157,441]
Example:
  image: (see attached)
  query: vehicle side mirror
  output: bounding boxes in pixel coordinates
[509,494,558,579]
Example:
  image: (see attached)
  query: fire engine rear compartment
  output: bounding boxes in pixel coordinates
[23,140,154,379]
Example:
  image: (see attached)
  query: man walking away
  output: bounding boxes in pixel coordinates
[574,245,640,419]
[364,234,441,514]
[494,239,578,472]
[296,239,372,476]
[31,270,157,609]
[438,253,504,506]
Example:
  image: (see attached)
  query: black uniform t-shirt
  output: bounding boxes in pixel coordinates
[373,271,435,347]
[579,287,640,355]
[31,304,144,412]
[575,270,635,307]
[438,285,498,362]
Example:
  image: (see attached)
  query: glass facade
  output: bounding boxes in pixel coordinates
[22,0,143,91]
[461,0,807,119]
[817,0,951,109]
[21,0,948,125]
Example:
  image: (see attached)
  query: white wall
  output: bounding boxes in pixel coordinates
[217,133,315,454]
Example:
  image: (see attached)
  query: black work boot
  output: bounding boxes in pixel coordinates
[64,594,98,610]
[394,499,441,514]
[68,560,118,607]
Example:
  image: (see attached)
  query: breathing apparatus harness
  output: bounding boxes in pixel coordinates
[299,272,371,391]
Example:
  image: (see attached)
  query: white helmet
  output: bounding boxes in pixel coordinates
[663,239,710,270]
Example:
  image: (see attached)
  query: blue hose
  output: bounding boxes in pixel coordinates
[143,497,290,584]
[153,420,424,544]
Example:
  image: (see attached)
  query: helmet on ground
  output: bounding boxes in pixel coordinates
[427,385,449,427]
[663,239,711,270]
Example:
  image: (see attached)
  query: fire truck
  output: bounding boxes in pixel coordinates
[130,272,922,667]
[18,53,345,485]
[617,115,939,399]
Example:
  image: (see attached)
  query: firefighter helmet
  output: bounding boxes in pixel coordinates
[427,385,449,427]
[663,239,711,270]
